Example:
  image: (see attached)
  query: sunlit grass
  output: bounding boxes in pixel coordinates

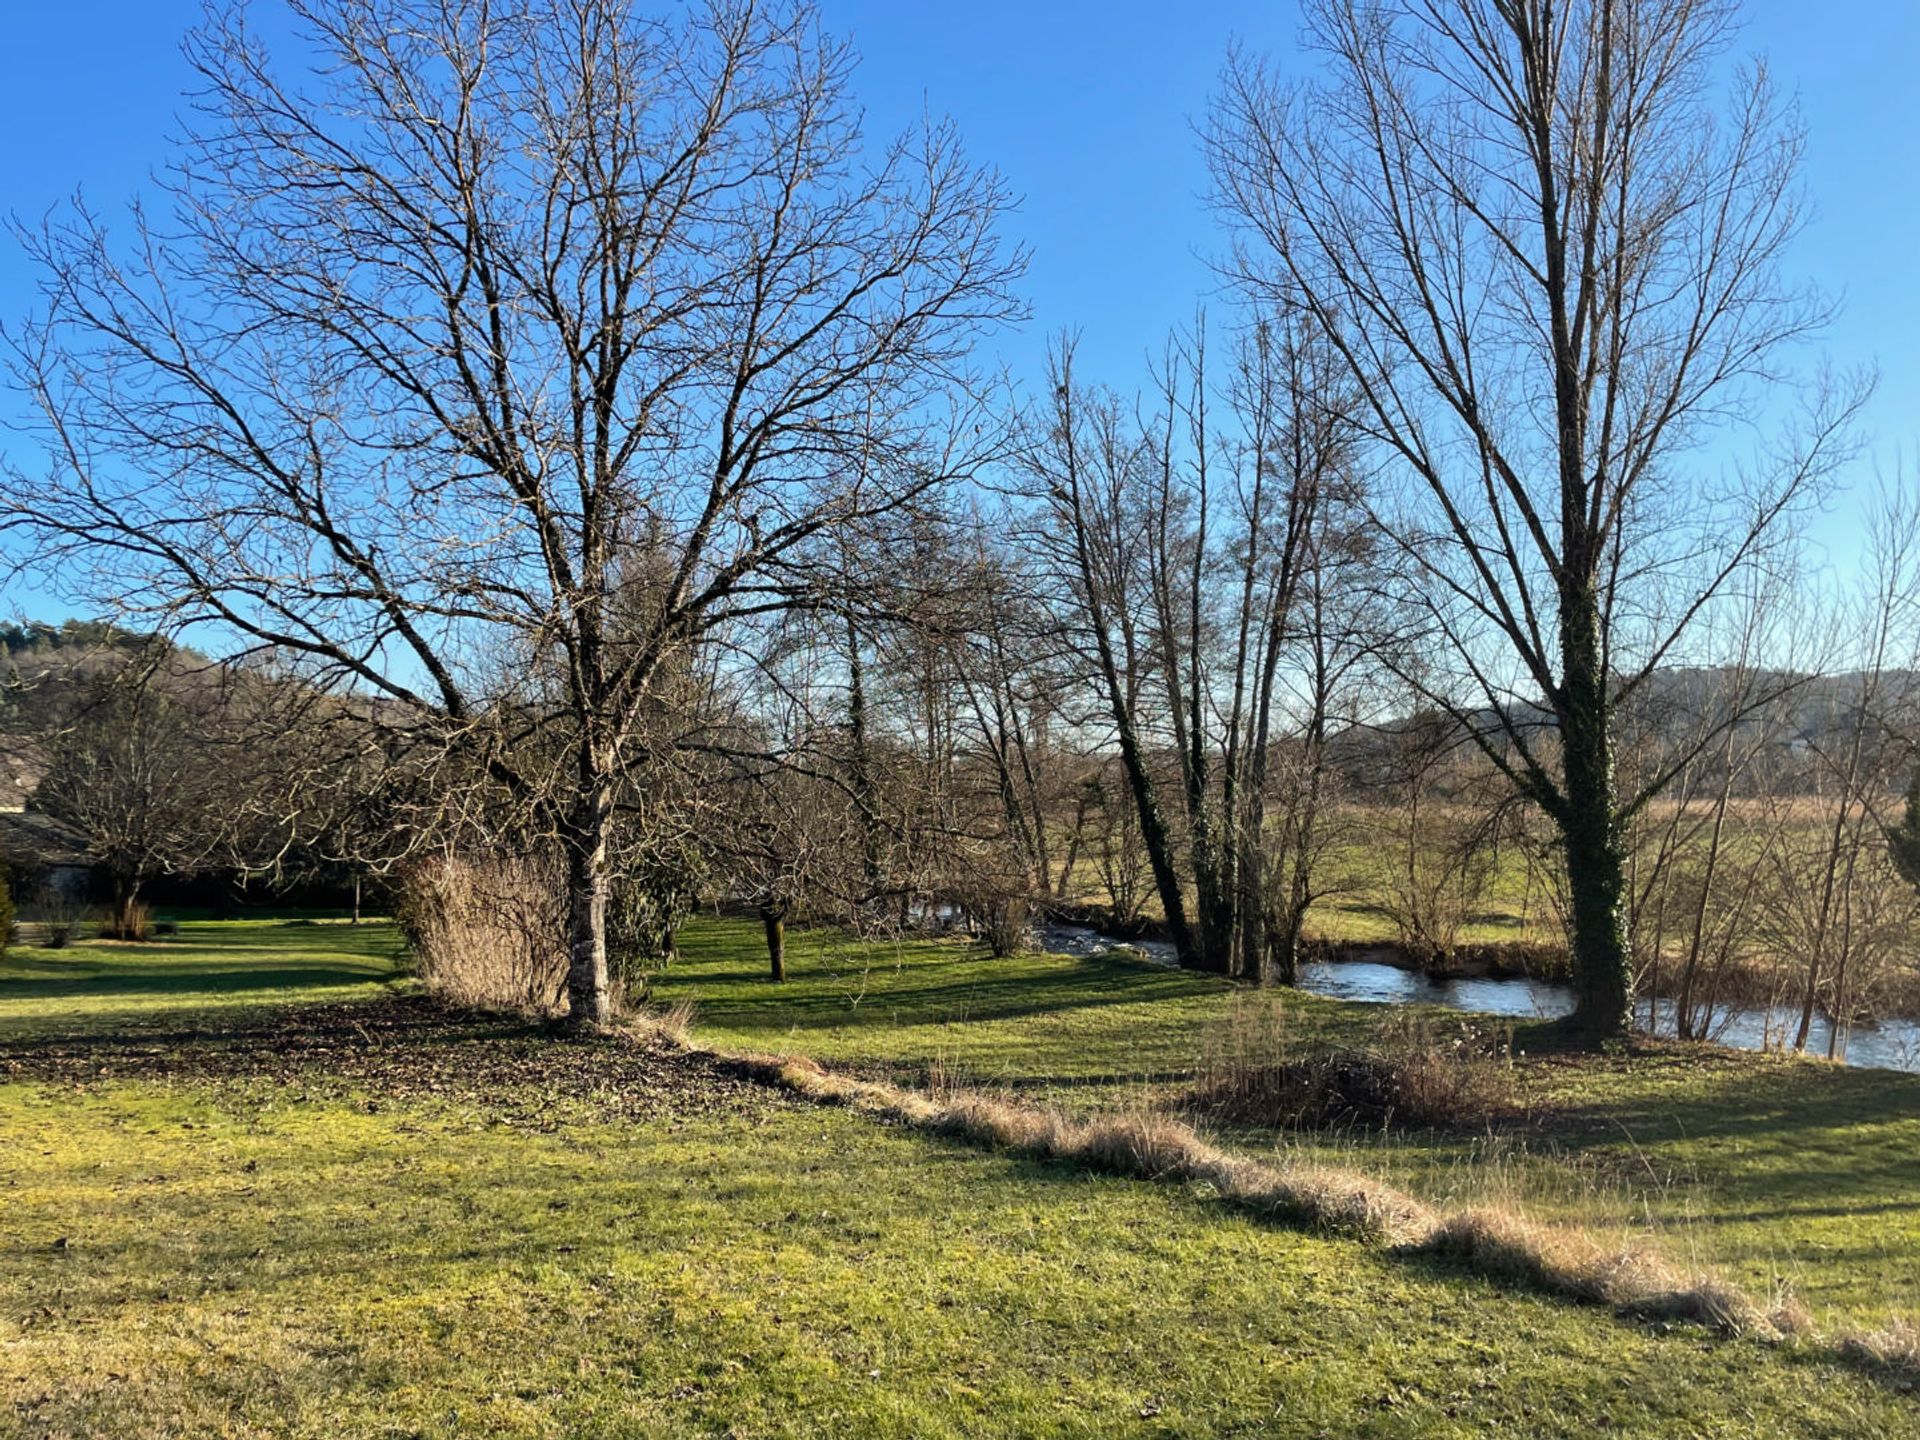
[3,912,1918,1433]
[2,1071,1906,1438]
[657,916,1920,1331]
[0,918,409,1037]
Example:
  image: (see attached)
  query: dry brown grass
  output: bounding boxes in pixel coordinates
[1422,1206,1627,1303]
[392,856,569,1013]
[1839,1321,1920,1375]
[1190,1002,1518,1132]
[99,900,153,942]
[646,997,698,1046]
[1764,1289,1816,1338]
[1416,1207,1783,1336]
[934,1092,1071,1152]
[626,1005,1915,1369]
[1197,1152,1440,1245]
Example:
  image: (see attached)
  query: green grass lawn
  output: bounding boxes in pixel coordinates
[656,915,1920,1332]
[0,919,407,1037]
[651,917,1309,1083]
[3,916,1919,1435]
[9,1069,1910,1438]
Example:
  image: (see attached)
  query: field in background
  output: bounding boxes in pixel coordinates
[1058,800,1920,1020]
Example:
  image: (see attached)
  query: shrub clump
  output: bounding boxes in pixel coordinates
[1189,1009,1518,1131]
[392,855,570,1014]
[0,866,13,957]
[101,899,153,942]
[32,888,88,949]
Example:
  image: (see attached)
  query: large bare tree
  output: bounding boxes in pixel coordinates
[1208,0,1862,1035]
[2,0,1021,1024]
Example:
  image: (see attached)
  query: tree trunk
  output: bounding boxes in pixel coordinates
[1678,766,1736,1041]
[108,875,146,940]
[1191,864,1237,976]
[1111,715,1200,968]
[1267,904,1303,988]
[762,906,786,981]
[1267,807,1320,989]
[1796,695,1871,1052]
[1562,793,1632,1037]
[562,791,613,1028]
[844,613,885,900]
[1558,662,1633,1039]
[1236,835,1267,984]
[1055,790,1089,900]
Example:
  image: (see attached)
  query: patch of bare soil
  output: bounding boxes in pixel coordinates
[0,997,788,1130]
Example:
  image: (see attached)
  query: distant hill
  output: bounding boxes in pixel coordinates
[1322,665,1920,795]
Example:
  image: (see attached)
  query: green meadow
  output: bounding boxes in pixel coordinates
[2,916,1916,1436]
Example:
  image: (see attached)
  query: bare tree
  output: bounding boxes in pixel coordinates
[1019,318,1364,977]
[1617,570,1798,1041]
[938,534,1078,904]
[32,664,228,936]
[1210,0,1862,1036]
[1021,346,1199,960]
[1257,450,1379,982]
[1774,491,1920,1052]
[2,0,1020,1024]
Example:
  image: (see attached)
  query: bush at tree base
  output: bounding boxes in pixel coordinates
[392,856,570,1014]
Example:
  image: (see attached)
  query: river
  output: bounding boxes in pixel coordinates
[1034,922,1920,1075]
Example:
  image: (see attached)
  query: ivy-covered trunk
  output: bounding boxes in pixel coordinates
[1559,601,1632,1039]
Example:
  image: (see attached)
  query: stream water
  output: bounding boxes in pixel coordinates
[1033,922,1920,1075]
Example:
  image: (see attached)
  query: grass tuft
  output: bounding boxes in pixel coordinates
[1768,1289,1817,1337]
[1420,1206,1616,1302]
[1416,1206,1781,1337]
[1839,1321,1920,1375]
[617,996,700,1047]
[1626,1275,1774,1338]
[1068,1112,1224,1180]
[933,1092,1072,1152]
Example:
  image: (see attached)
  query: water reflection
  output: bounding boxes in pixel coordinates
[1033,923,1920,1075]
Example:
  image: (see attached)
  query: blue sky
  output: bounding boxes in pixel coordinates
[0,0,1911,616]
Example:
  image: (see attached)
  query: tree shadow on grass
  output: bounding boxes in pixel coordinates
[0,960,401,1004]
[0,920,409,1025]
[667,952,1226,1031]
[1536,1060,1920,1153]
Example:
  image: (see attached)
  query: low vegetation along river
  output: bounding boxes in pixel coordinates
[1035,923,1920,1075]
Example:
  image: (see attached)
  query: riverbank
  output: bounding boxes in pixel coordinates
[1036,900,1920,1060]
